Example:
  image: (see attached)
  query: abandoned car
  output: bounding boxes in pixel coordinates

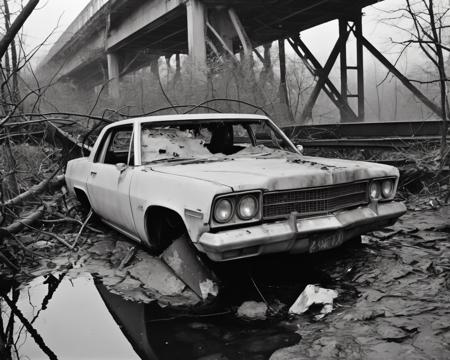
[65,114,406,261]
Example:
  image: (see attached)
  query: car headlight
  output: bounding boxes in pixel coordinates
[214,199,233,223]
[369,182,381,200]
[237,195,258,220]
[381,179,394,198]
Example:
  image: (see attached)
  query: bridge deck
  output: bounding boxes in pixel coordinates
[43,0,379,67]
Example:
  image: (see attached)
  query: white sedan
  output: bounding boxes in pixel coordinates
[65,114,406,261]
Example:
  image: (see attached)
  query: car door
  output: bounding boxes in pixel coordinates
[86,124,137,235]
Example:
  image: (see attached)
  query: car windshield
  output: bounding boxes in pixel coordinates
[141,118,297,164]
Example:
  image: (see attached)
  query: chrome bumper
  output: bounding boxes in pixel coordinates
[198,202,406,261]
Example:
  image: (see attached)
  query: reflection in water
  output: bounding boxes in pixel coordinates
[96,281,300,359]
[0,277,58,360]
[1,275,140,359]
[0,274,300,360]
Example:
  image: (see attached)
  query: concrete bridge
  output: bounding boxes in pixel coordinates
[39,0,441,122]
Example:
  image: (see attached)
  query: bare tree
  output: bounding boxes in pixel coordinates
[388,0,449,159]
[0,0,39,59]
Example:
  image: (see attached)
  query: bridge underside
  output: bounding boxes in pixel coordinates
[40,0,442,123]
[110,0,378,56]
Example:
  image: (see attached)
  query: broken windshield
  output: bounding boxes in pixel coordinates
[140,119,297,164]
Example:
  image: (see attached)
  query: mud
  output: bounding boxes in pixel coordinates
[1,204,449,359]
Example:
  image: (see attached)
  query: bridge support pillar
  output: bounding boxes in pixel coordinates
[187,0,207,80]
[107,52,120,98]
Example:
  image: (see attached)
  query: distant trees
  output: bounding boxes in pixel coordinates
[387,0,449,160]
[0,0,40,203]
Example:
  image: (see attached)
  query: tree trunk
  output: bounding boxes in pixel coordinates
[3,0,20,108]
[0,0,40,59]
[278,39,294,122]
[150,56,160,81]
[427,0,448,158]
[259,42,274,84]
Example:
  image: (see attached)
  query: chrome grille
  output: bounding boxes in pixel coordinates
[263,182,368,219]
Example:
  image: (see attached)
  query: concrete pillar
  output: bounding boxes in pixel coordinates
[187,0,207,78]
[107,52,120,98]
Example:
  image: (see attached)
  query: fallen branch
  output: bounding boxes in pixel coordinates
[70,208,93,249]
[3,172,65,207]
[3,206,45,236]
[0,251,20,271]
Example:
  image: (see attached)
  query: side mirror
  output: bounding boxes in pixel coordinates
[296,144,304,153]
[115,163,128,173]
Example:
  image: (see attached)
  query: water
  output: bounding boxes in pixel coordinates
[1,273,300,360]
[1,205,449,359]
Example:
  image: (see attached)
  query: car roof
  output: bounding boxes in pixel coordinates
[103,113,270,130]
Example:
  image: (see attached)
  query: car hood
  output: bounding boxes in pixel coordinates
[149,156,399,191]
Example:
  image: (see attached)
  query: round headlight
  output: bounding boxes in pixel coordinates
[381,180,394,198]
[369,182,381,200]
[214,199,233,223]
[237,195,258,220]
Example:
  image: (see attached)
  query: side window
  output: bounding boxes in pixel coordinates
[94,126,134,165]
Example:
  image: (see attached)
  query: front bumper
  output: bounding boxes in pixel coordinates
[198,201,406,261]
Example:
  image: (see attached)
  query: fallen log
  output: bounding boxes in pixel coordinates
[3,205,44,236]
[3,173,65,207]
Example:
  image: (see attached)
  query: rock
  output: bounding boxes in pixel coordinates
[236,301,268,320]
[288,285,338,316]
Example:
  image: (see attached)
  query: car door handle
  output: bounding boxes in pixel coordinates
[90,171,97,176]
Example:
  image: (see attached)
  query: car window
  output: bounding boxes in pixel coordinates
[95,126,134,165]
[140,119,295,164]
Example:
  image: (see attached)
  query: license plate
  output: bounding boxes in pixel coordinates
[309,232,344,253]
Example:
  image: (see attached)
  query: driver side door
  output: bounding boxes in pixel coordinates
[86,124,137,236]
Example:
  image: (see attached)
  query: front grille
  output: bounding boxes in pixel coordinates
[263,182,368,219]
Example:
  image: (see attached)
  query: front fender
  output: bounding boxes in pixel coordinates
[130,168,231,244]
